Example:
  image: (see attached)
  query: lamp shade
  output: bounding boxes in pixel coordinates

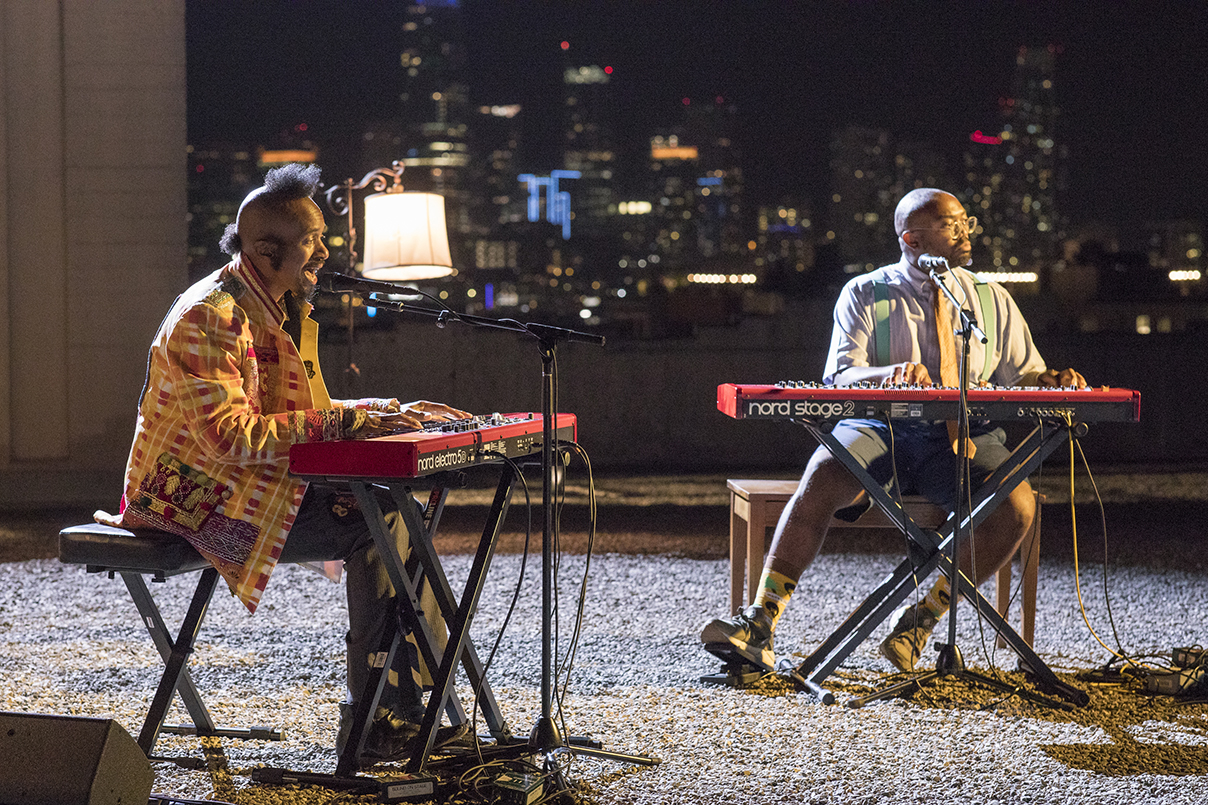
[361,191,454,281]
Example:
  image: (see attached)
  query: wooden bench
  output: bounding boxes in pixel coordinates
[727,479,1041,646]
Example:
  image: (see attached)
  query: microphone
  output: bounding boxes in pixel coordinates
[917,254,950,273]
[318,272,422,297]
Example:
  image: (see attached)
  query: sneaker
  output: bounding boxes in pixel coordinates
[700,604,775,669]
[879,605,940,672]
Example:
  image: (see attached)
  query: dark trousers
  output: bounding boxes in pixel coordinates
[279,483,444,720]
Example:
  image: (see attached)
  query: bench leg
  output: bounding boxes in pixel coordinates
[123,573,216,735]
[746,501,768,614]
[122,569,285,761]
[1022,503,1040,647]
[729,492,746,616]
[995,565,1011,647]
[135,567,219,756]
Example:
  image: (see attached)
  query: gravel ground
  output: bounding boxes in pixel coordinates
[1,472,1207,804]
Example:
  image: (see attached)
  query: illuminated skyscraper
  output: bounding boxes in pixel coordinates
[396,1,473,236]
[963,45,1065,272]
[474,104,526,227]
[756,201,815,295]
[469,103,526,272]
[1147,220,1205,298]
[562,58,619,242]
[828,127,899,272]
[684,98,744,260]
[640,98,745,273]
[186,144,258,281]
[828,127,951,273]
[646,132,699,267]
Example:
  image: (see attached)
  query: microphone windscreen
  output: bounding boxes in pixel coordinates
[918,254,949,272]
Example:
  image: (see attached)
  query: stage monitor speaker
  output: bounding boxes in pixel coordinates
[0,711,153,805]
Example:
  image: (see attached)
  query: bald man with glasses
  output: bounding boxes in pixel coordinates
[701,188,1084,674]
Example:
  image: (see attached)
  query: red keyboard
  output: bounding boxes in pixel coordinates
[289,412,577,481]
[718,383,1141,423]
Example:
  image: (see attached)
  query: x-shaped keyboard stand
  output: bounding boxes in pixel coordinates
[787,418,1089,707]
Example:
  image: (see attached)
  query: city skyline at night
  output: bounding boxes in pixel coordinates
[186,1,1208,247]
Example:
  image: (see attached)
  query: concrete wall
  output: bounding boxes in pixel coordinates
[318,303,1200,474]
[0,0,185,505]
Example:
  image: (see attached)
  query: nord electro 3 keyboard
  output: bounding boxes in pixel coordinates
[718,383,1141,423]
[289,412,577,481]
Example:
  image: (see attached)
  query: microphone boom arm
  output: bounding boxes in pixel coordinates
[929,268,988,346]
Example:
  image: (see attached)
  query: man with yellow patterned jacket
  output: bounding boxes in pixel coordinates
[102,163,468,764]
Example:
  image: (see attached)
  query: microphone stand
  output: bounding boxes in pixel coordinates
[851,267,1070,709]
[929,269,993,682]
[339,290,657,787]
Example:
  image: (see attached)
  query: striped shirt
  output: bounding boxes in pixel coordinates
[823,259,1047,387]
[107,257,365,612]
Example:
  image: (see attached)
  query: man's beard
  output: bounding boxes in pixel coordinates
[296,257,322,302]
[298,270,319,302]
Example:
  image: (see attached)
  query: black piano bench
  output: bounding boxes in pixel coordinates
[57,523,282,767]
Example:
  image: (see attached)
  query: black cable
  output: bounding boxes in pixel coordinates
[553,442,597,727]
[981,415,1046,670]
[551,450,568,741]
[968,416,1032,673]
[548,348,568,743]
[459,451,533,771]
[1063,419,1169,676]
[884,414,930,635]
[1072,434,1132,664]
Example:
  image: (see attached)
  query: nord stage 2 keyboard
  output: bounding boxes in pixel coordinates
[718,383,1141,423]
[289,412,577,481]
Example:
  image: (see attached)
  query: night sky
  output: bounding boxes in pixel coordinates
[186,1,1208,247]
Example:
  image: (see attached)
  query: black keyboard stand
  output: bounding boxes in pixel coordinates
[782,417,1089,709]
[253,465,519,794]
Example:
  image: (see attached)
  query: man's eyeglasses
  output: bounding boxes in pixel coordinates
[907,216,978,240]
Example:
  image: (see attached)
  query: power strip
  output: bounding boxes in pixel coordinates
[1146,657,1206,696]
[1145,666,1204,695]
[493,772,543,805]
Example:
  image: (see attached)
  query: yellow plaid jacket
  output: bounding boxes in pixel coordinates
[107,257,367,612]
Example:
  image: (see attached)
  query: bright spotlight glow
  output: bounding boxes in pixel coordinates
[686,273,757,285]
[974,271,1038,283]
